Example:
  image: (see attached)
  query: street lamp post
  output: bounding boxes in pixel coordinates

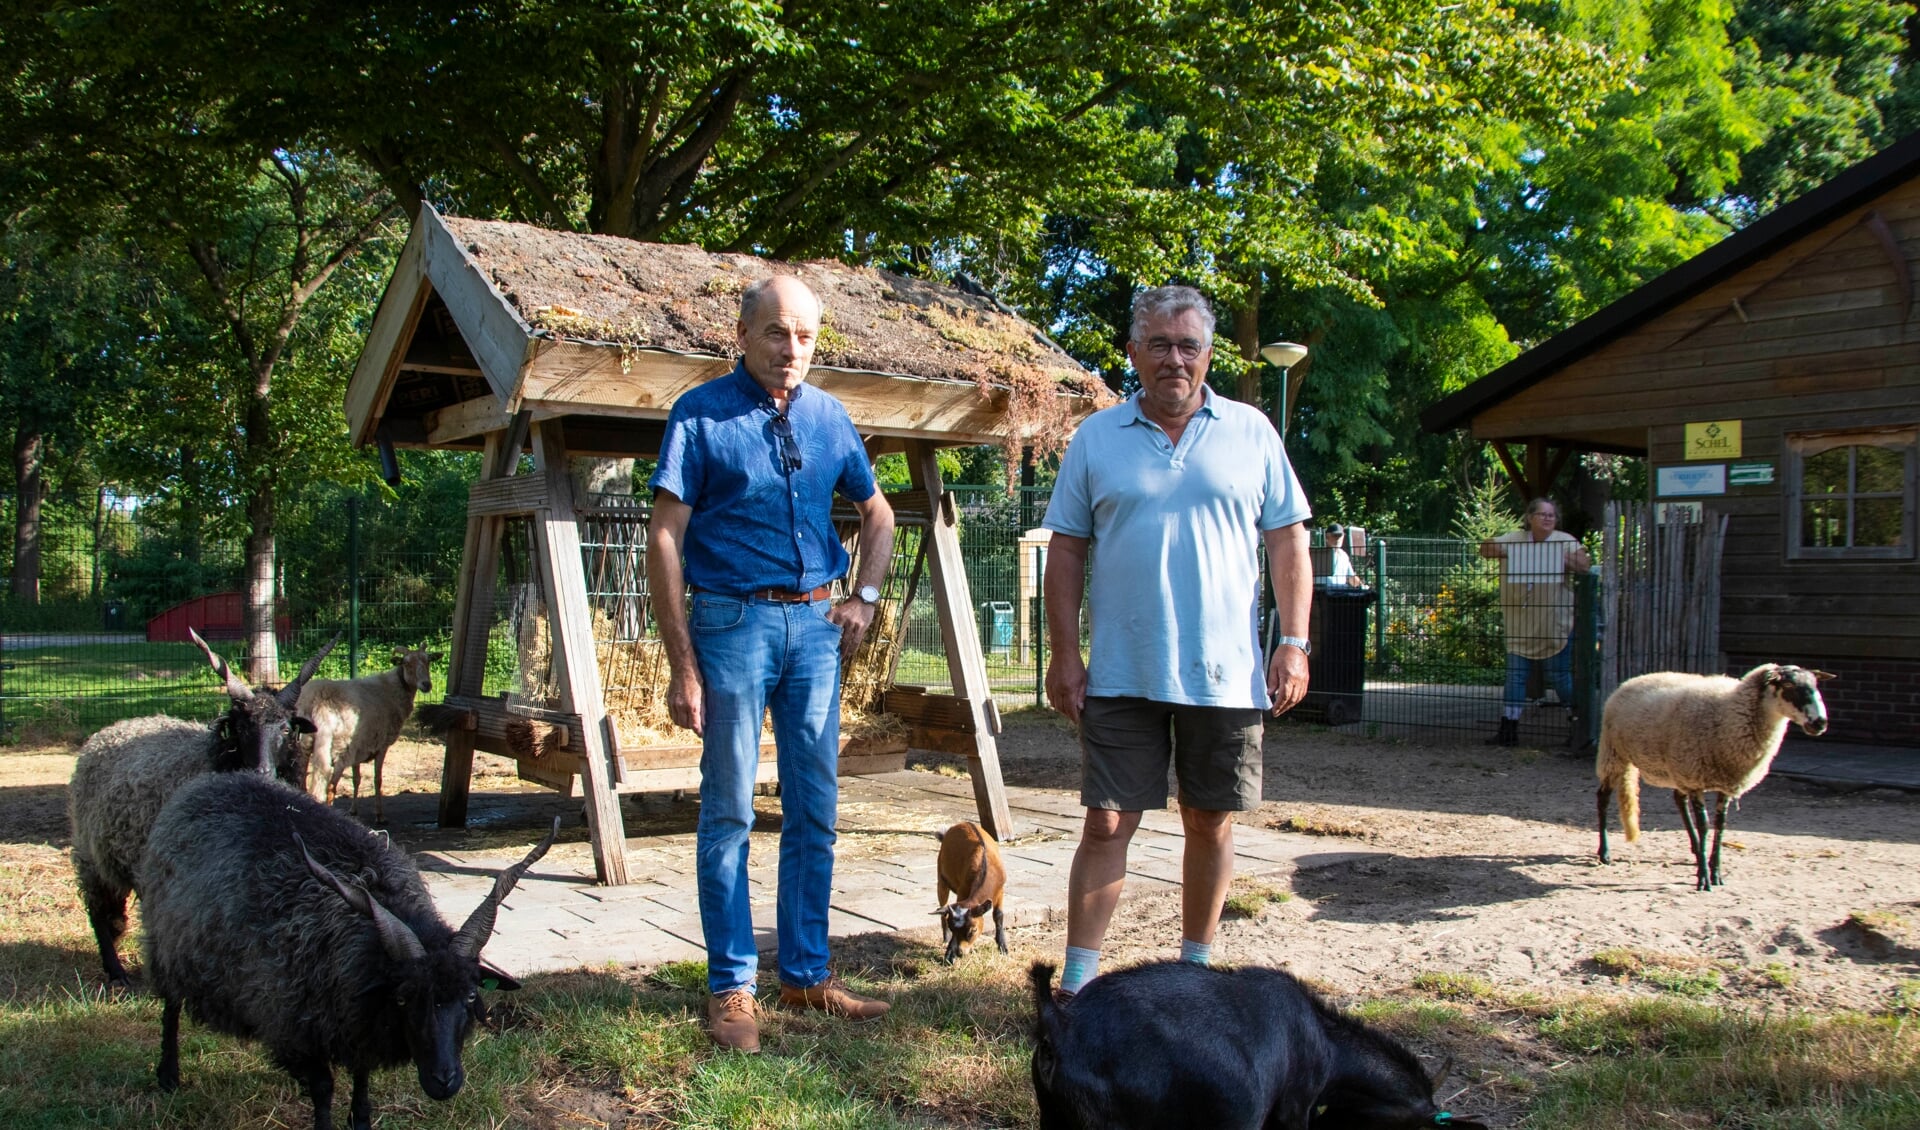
[1259,341,1309,436]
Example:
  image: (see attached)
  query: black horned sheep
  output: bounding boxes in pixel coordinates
[66,629,336,987]
[140,771,557,1130]
[933,821,1008,963]
[1030,961,1486,1130]
[1597,663,1832,891]
[297,647,442,823]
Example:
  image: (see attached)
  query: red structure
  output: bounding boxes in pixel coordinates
[146,592,291,644]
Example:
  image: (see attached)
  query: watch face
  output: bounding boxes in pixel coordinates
[859,585,881,603]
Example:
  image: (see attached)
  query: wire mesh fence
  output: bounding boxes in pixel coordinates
[1,480,1598,748]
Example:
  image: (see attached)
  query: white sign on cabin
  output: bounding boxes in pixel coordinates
[1656,463,1727,497]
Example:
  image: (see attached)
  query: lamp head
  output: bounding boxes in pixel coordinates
[1260,341,1308,369]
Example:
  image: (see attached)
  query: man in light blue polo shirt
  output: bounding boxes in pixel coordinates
[647,275,896,1052]
[1042,284,1312,995]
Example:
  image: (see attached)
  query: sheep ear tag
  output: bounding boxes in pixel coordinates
[478,959,522,992]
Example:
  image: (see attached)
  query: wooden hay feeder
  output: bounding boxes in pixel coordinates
[343,206,1106,883]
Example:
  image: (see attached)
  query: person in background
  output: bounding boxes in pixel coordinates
[1043,284,1313,997]
[1477,497,1591,747]
[1323,524,1362,587]
[647,275,896,1053]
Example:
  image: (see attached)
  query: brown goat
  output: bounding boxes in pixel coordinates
[933,821,1008,963]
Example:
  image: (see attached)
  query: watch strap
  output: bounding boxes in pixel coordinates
[1277,635,1311,656]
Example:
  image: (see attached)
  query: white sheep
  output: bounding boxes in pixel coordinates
[1596,663,1832,891]
[297,648,441,824]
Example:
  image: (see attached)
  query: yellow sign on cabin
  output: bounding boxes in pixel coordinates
[1685,420,1742,460]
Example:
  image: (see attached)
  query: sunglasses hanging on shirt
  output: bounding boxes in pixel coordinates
[769,412,803,473]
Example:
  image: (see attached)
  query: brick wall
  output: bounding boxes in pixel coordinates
[1727,653,1920,746]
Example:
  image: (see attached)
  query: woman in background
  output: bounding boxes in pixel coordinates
[1477,498,1591,746]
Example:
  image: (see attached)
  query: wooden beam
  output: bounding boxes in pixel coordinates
[1490,439,1530,499]
[345,218,432,447]
[908,439,1016,839]
[521,338,1098,446]
[530,420,630,884]
[442,693,588,754]
[417,206,538,405]
[467,474,551,517]
[1864,210,1913,323]
[1543,443,1575,496]
[427,396,510,445]
[1525,437,1547,504]
[440,431,507,829]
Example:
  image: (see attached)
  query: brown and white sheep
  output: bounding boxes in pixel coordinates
[1596,663,1832,891]
[297,648,441,823]
[933,821,1008,963]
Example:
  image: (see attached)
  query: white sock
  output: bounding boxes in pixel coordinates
[1503,705,1523,721]
[1061,945,1100,993]
[1180,938,1212,965]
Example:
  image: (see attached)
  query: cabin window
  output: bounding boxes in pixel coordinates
[1785,428,1916,560]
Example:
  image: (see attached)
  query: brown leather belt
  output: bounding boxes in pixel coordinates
[695,584,832,603]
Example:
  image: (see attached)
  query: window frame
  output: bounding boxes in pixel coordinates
[1784,426,1917,562]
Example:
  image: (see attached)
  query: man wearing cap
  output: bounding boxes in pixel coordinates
[1043,284,1313,995]
[648,275,896,1052]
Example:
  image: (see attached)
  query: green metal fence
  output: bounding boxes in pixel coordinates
[1,482,1597,749]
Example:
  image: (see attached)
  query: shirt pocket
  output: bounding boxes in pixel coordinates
[691,594,747,633]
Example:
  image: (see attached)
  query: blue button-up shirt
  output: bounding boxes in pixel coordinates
[650,363,878,595]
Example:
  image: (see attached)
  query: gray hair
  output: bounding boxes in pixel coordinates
[739,275,819,325]
[1130,285,1216,341]
[1524,497,1558,520]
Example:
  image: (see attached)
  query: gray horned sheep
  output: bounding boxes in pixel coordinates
[1596,663,1833,891]
[140,771,556,1130]
[297,648,441,823]
[66,629,336,987]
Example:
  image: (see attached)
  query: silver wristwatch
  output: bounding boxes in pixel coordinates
[857,584,881,604]
[1277,635,1312,657]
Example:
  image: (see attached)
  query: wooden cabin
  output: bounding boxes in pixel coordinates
[344,207,1107,882]
[1423,133,1920,746]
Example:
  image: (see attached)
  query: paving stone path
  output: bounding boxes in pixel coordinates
[420,770,1378,975]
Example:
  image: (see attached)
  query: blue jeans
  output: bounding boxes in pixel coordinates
[690,592,843,995]
[1504,641,1573,710]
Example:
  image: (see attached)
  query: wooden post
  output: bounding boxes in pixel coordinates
[908,440,1017,839]
[530,420,630,884]
[439,431,512,828]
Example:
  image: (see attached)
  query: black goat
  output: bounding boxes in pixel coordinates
[66,629,337,987]
[140,771,556,1130]
[1029,962,1486,1130]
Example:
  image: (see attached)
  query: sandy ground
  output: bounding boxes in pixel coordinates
[971,713,1920,1015]
[10,716,1920,1127]
[12,717,1920,1013]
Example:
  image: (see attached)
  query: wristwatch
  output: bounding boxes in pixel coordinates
[1277,635,1312,657]
[857,584,881,604]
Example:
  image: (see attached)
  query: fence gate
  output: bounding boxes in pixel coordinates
[1600,500,1729,706]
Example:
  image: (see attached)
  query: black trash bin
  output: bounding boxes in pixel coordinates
[1297,583,1372,725]
[103,600,127,631]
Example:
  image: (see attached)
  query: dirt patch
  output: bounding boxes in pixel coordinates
[974,714,1920,1017]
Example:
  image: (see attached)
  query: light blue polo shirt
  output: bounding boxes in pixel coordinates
[1042,386,1310,708]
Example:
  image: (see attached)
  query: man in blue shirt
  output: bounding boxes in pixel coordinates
[648,275,896,1052]
[1042,285,1313,995]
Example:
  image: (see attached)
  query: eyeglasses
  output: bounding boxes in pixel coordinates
[769,412,803,473]
[1139,337,1208,361]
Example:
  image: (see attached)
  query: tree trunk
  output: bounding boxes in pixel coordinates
[241,387,279,682]
[91,483,105,599]
[178,445,202,565]
[11,427,44,605]
[1232,296,1261,405]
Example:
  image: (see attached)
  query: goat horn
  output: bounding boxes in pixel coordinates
[295,831,427,964]
[454,817,560,960]
[279,631,344,705]
[1431,1053,1455,1089]
[189,628,253,702]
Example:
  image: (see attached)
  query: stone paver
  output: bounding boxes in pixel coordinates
[427,770,1377,977]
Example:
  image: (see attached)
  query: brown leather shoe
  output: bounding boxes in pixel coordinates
[707,989,761,1052]
[777,976,890,1022]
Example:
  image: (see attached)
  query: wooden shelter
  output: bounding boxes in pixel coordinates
[344,207,1106,882]
[1423,133,1920,745]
